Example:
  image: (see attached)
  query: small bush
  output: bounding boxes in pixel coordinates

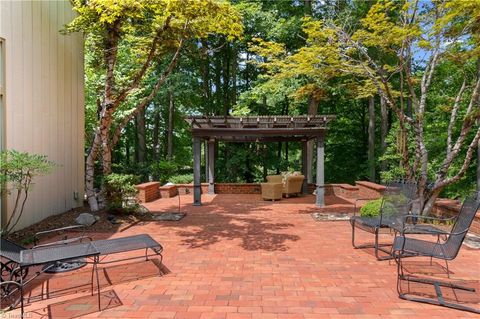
[104,173,140,213]
[360,199,383,217]
[150,161,179,184]
[169,174,193,184]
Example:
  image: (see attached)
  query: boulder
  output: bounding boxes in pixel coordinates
[75,213,97,226]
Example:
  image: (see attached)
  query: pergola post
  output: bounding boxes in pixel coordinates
[204,141,209,183]
[301,140,308,194]
[316,135,325,207]
[208,139,215,194]
[193,137,202,206]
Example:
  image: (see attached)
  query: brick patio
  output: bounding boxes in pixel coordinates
[10,194,480,318]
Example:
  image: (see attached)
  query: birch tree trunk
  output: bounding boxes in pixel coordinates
[85,131,101,211]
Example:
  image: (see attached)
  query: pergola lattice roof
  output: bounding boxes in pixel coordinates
[186,115,335,142]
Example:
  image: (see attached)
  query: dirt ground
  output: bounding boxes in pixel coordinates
[7,204,151,245]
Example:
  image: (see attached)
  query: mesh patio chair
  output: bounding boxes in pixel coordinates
[350,180,418,260]
[392,196,480,314]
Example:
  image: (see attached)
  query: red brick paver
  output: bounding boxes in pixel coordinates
[10,194,480,318]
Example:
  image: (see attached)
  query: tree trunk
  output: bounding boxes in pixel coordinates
[222,41,230,116]
[136,106,147,163]
[477,136,480,193]
[380,96,388,172]
[167,89,174,160]
[201,39,211,114]
[85,131,101,211]
[125,123,131,166]
[307,95,319,183]
[368,96,375,181]
[214,49,222,115]
[231,44,237,107]
[152,104,160,161]
[304,0,313,16]
[245,52,250,88]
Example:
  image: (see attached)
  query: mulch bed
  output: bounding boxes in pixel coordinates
[7,205,148,245]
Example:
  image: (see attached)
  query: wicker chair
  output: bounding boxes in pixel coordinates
[261,182,283,201]
[392,196,480,314]
[266,175,283,183]
[283,175,305,197]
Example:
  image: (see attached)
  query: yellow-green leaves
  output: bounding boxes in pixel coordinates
[66,0,242,42]
[352,0,420,51]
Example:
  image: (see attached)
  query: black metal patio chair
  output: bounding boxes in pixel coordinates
[350,180,419,260]
[392,196,480,314]
[1,233,163,317]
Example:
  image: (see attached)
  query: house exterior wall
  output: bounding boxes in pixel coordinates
[0,0,84,230]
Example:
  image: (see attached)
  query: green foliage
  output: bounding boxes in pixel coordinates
[0,150,56,189]
[103,173,140,213]
[359,199,383,217]
[169,174,193,184]
[149,161,179,184]
[0,150,57,235]
[78,0,479,206]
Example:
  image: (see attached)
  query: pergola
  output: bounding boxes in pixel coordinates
[186,115,335,207]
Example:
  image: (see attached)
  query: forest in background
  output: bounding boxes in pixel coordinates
[78,0,480,206]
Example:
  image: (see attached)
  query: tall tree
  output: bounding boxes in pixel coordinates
[66,0,242,210]
[246,0,480,213]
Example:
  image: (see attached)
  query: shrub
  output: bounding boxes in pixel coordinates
[0,150,56,235]
[149,161,179,184]
[169,174,193,184]
[103,173,140,213]
[360,199,383,217]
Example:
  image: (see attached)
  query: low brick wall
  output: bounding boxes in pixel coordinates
[215,183,261,194]
[355,181,386,199]
[135,182,160,203]
[431,198,480,235]
[176,183,209,195]
[159,185,178,198]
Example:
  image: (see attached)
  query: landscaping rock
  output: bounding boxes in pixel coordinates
[136,205,150,215]
[75,213,97,226]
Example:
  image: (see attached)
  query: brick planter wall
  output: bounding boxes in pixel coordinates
[135,182,160,203]
[215,183,262,194]
[431,198,480,235]
[159,185,178,198]
[355,181,385,199]
[176,183,209,195]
